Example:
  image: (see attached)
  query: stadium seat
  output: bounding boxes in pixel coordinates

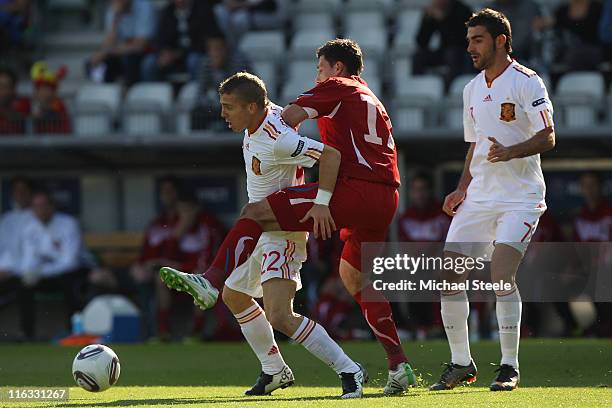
[290,30,336,59]
[362,77,383,98]
[43,31,105,53]
[345,28,387,60]
[391,9,423,56]
[396,75,444,100]
[239,31,285,62]
[293,0,342,14]
[280,77,316,106]
[445,74,475,129]
[73,83,121,137]
[123,82,173,135]
[293,12,334,32]
[394,75,445,129]
[344,11,385,32]
[287,60,317,83]
[345,0,396,15]
[363,58,381,79]
[391,57,413,90]
[397,0,431,8]
[175,82,199,136]
[555,72,604,128]
[252,61,279,100]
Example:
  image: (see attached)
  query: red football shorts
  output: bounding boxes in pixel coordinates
[267,177,399,271]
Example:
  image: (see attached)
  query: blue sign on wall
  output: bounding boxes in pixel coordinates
[154,175,238,216]
[1,177,81,216]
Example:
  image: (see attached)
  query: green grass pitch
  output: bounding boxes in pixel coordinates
[0,339,610,407]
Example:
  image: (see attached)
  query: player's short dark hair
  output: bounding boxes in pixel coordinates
[218,72,268,109]
[316,38,364,76]
[466,8,513,54]
[0,67,17,87]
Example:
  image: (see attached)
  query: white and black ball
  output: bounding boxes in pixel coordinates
[72,344,120,392]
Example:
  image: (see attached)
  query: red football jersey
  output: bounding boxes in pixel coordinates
[573,201,612,242]
[293,76,400,187]
[398,203,450,242]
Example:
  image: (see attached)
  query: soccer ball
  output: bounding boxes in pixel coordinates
[72,344,120,392]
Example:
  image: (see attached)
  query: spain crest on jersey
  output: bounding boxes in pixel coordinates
[500,103,516,122]
[251,156,262,175]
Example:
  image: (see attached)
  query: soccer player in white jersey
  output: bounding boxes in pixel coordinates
[430,9,555,392]
[160,73,367,398]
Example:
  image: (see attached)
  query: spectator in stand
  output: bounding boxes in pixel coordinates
[397,172,450,339]
[537,0,604,72]
[16,189,89,340]
[155,190,225,341]
[86,0,156,85]
[599,0,612,62]
[310,234,363,341]
[0,175,33,274]
[191,35,251,130]
[30,61,70,134]
[141,0,223,82]
[214,0,283,46]
[0,66,29,134]
[130,175,182,339]
[491,0,545,64]
[573,172,612,337]
[413,0,474,84]
[0,175,33,313]
[0,0,31,51]
[522,211,580,337]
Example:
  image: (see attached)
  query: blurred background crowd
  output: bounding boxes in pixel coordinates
[0,0,610,343]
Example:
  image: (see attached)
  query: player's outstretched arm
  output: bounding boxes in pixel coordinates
[443,143,474,216]
[487,127,555,163]
[281,104,309,128]
[300,145,341,240]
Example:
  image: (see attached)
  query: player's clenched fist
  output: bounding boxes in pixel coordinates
[443,189,466,216]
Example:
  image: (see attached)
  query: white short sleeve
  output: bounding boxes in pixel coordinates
[463,83,477,143]
[522,76,554,133]
[273,127,325,168]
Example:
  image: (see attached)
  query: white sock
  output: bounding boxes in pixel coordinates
[291,317,359,374]
[496,288,521,368]
[235,303,286,374]
[441,291,472,366]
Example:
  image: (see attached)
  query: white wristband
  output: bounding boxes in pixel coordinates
[314,189,332,206]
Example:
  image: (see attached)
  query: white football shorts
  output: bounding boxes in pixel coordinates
[444,199,546,260]
[225,232,307,298]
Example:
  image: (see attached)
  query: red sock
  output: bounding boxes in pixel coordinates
[158,309,169,336]
[354,284,407,370]
[203,218,262,290]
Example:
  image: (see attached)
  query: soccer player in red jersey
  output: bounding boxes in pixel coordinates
[160,39,416,394]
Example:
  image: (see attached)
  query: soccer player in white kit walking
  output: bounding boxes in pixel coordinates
[430,9,556,392]
[160,72,367,398]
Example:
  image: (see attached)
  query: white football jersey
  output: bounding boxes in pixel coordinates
[463,60,554,204]
[243,103,325,242]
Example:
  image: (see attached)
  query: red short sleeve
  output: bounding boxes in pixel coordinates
[292,79,342,118]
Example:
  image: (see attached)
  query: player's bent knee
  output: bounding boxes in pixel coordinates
[266,309,291,334]
[240,200,275,224]
[221,286,250,312]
